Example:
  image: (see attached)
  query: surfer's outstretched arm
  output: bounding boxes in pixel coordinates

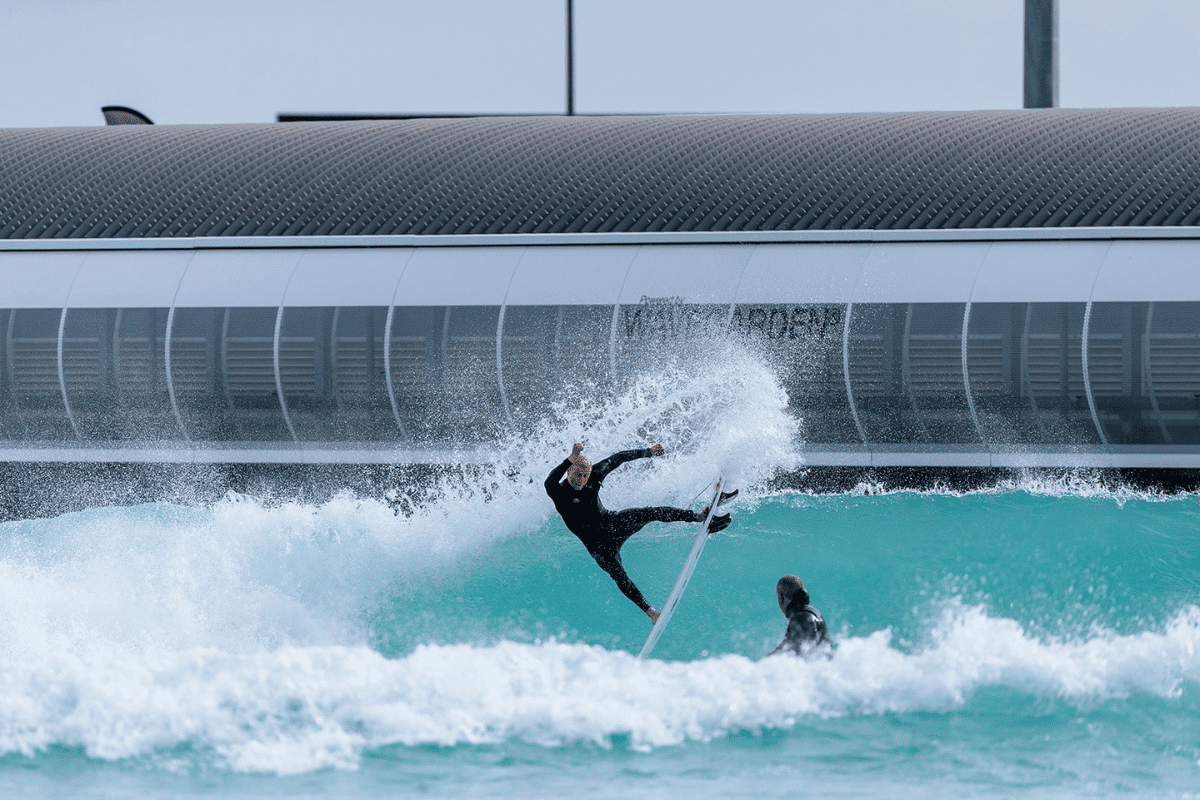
[590,445,663,484]
[545,458,572,493]
[592,551,655,617]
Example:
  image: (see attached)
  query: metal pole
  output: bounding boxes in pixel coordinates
[566,0,575,115]
[1024,0,1058,108]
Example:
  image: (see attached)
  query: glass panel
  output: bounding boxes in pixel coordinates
[547,304,613,392]
[1086,303,1143,445]
[333,306,394,441]
[441,306,504,444]
[731,303,858,445]
[613,300,729,384]
[64,308,180,441]
[277,306,328,440]
[904,303,978,445]
[966,303,1039,445]
[168,307,226,441]
[846,304,916,445]
[1145,302,1200,445]
[387,305,439,444]
[3,309,74,441]
[389,306,505,446]
[1020,303,1100,445]
[500,306,556,434]
[224,307,291,441]
[280,306,399,442]
[169,307,290,442]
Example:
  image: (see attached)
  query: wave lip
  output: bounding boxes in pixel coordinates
[0,604,1196,774]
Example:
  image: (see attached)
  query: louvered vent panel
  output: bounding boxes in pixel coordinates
[388,337,426,399]
[908,335,962,396]
[967,335,1004,396]
[11,339,58,398]
[1147,334,1200,396]
[226,338,275,397]
[334,336,383,397]
[1024,335,1085,397]
[118,337,155,397]
[61,338,101,394]
[170,339,208,395]
[278,337,316,395]
[849,336,886,398]
[1087,335,1125,397]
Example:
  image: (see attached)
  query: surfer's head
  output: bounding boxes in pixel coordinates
[566,445,591,490]
[776,575,810,615]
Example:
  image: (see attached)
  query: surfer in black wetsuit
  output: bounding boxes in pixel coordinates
[545,443,733,622]
[769,575,833,659]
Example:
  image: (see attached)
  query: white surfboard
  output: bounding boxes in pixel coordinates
[638,476,725,660]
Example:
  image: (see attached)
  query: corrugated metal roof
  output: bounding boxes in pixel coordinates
[2,109,1199,239]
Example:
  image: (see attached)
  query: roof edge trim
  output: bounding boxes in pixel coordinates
[1,226,1199,252]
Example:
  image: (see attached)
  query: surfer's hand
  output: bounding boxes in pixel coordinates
[570,443,584,459]
[650,444,665,457]
[647,607,660,623]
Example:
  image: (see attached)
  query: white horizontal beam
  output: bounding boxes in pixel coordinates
[1,226,1200,252]
[0,444,1196,468]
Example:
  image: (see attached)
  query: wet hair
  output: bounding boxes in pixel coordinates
[776,575,810,616]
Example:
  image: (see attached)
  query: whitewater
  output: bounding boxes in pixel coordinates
[0,344,1198,798]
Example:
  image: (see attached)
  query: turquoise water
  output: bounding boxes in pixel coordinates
[0,361,1198,798]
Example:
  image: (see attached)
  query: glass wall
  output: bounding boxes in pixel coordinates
[0,302,1194,451]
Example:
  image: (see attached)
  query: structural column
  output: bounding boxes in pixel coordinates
[1024,0,1058,109]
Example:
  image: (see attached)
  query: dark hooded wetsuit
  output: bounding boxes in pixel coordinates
[545,448,696,614]
[769,601,833,659]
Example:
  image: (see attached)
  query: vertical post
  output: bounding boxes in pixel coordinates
[566,0,575,115]
[1024,0,1058,108]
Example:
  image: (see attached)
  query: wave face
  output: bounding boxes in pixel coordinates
[0,347,1198,797]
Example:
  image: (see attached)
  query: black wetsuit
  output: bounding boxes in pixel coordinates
[769,601,833,659]
[545,448,696,613]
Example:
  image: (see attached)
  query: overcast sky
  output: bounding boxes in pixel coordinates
[3,0,1199,127]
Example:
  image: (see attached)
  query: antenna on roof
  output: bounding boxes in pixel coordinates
[566,0,575,116]
[1023,0,1058,108]
[102,106,154,125]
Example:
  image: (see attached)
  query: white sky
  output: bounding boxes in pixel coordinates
[2,0,1199,127]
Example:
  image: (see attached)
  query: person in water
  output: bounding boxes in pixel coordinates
[769,575,833,658]
[545,443,733,622]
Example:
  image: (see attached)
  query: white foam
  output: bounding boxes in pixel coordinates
[0,603,1196,774]
[0,345,807,773]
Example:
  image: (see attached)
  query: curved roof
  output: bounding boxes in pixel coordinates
[2,108,1199,239]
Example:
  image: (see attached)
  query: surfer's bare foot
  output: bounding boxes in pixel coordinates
[647,607,660,623]
[694,506,711,522]
[650,443,665,457]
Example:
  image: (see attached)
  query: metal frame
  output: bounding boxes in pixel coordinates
[0,443,1188,468]
[56,308,82,440]
[4,226,1200,253]
[496,305,512,425]
[1081,300,1108,445]
[842,303,868,445]
[163,306,190,441]
[961,302,987,445]
[273,306,298,442]
[382,305,408,439]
